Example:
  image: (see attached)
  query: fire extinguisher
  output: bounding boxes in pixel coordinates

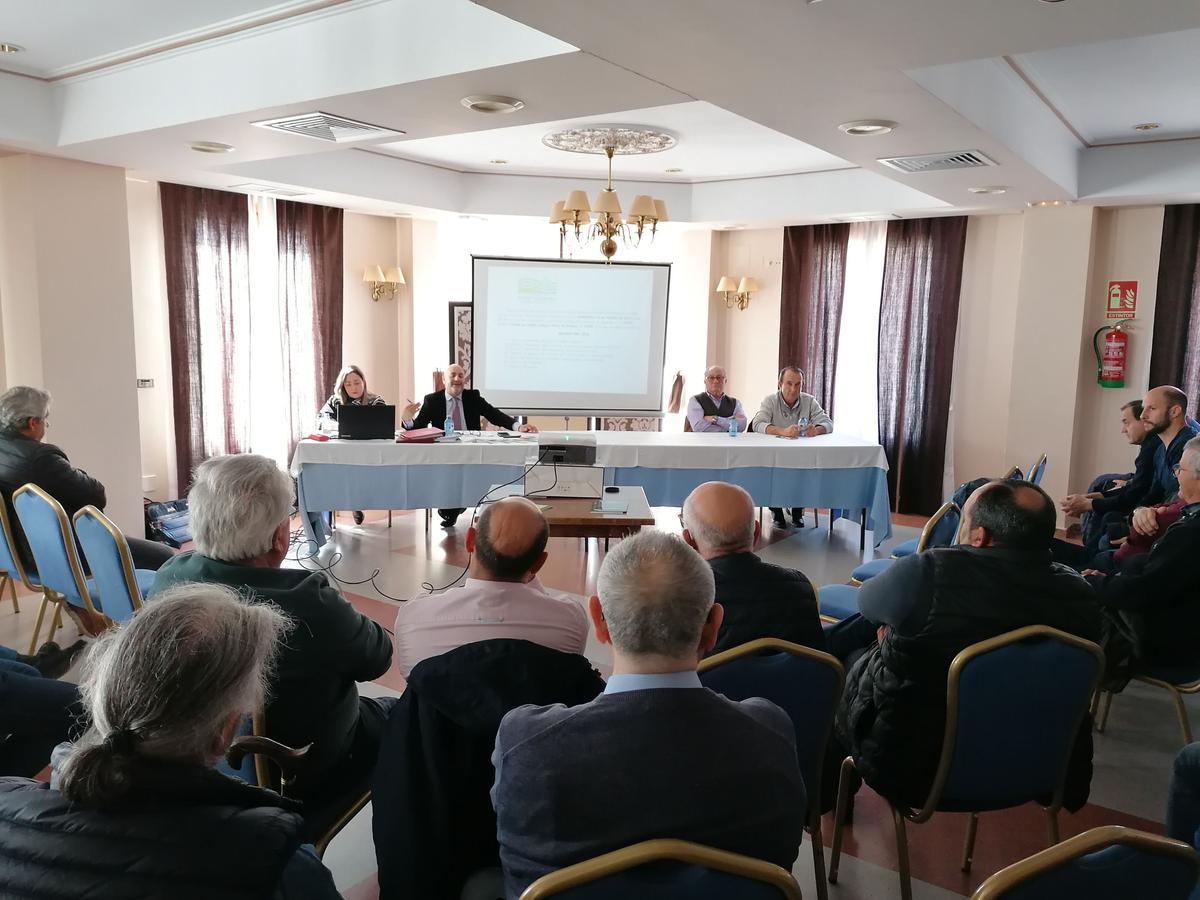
[1093,320,1134,388]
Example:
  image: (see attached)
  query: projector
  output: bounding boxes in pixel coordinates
[536,432,597,465]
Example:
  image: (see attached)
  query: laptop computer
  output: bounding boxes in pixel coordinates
[337,404,396,440]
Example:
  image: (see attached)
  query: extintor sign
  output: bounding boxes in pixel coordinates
[1107,281,1137,319]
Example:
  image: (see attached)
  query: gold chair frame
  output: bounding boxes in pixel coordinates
[1027,453,1048,484]
[72,505,144,619]
[14,483,104,654]
[518,838,803,899]
[971,825,1200,899]
[0,499,34,616]
[827,625,1104,900]
[700,637,845,900]
[1002,465,1024,480]
[889,500,960,561]
[1095,674,1200,745]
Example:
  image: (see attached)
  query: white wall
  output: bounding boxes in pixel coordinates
[342,213,401,406]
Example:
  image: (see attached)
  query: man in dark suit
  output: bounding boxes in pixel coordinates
[491,530,805,898]
[400,363,538,527]
[681,480,825,655]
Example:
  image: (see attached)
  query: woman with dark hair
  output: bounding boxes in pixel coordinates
[0,583,341,899]
[319,364,385,524]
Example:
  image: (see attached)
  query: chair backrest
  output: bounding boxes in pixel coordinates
[972,825,1200,899]
[519,839,802,899]
[1003,465,1025,480]
[72,506,141,624]
[920,626,1103,819]
[12,484,95,612]
[1028,454,1049,486]
[916,501,961,553]
[699,637,844,817]
[218,714,259,784]
[0,499,37,590]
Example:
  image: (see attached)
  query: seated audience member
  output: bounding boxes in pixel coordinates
[0,642,86,777]
[492,530,805,898]
[1167,742,1200,848]
[394,496,588,677]
[1122,386,1200,544]
[401,363,538,528]
[0,385,175,574]
[750,366,833,530]
[0,583,340,899]
[1085,436,1200,671]
[150,454,394,801]
[834,480,1103,811]
[681,481,824,654]
[319,364,386,524]
[1060,399,1150,561]
[685,366,748,434]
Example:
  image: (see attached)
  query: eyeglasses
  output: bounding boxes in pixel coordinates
[1173,463,1183,476]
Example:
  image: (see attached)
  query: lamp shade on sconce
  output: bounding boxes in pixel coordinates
[363,266,386,283]
[716,276,739,293]
[737,277,759,294]
[384,266,406,285]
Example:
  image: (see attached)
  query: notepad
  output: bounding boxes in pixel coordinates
[592,499,628,513]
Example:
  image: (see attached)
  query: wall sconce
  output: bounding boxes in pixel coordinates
[362,265,406,301]
[716,275,759,310]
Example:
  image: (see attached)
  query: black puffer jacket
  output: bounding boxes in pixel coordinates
[839,546,1103,811]
[0,428,106,568]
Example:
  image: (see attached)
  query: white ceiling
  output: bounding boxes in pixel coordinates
[1013,28,1200,145]
[381,101,851,181]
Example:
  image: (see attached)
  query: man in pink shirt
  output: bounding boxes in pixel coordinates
[394,496,589,677]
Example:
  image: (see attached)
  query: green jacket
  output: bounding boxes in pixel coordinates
[150,552,393,780]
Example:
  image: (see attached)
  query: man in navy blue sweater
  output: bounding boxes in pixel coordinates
[490,530,805,898]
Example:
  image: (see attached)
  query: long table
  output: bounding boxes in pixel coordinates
[290,431,892,547]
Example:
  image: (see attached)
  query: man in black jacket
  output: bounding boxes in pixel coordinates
[1086,436,1200,670]
[681,481,824,655]
[0,386,173,579]
[836,480,1103,811]
[400,363,538,527]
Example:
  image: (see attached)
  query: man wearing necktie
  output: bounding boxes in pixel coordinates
[402,363,538,527]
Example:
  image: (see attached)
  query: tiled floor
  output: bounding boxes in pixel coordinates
[4,507,1190,899]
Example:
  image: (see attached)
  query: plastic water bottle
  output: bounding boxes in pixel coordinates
[443,415,455,438]
[798,416,809,437]
[728,416,738,438]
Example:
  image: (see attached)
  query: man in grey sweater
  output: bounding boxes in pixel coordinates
[751,366,834,530]
[490,530,805,898]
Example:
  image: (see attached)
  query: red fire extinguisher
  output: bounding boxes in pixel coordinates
[1093,320,1133,388]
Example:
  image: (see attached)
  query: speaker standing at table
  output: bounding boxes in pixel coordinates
[318,364,386,526]
[751,366,833,531]
[685,366,748,434]
[400,363,539,528]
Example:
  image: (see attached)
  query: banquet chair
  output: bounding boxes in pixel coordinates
[828,625,1104,900]
[1027,454,1049,487]
[1095,662,1200,745]
[700,637,844,900]
[519,839,802,899]
[850,500,959,583]
[72,505,156,625]
[970,825,1199,899]
[0,500,36,615]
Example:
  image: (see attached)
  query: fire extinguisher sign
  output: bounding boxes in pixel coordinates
[1107,281,1137,319]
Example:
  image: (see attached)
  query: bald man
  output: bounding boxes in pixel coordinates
[686,366,748,433]
[682,482,823,655]
[393,496,588,676]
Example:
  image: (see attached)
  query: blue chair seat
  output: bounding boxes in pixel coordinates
[851,558,893,583]
[819,584,859,621]
[891,537,920,558]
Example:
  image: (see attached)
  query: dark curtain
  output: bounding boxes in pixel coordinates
[877,216,969,515]
[160,182,251,496]
[277,199,344,456]
[779,224,850,415]
[1149,204,1200,406]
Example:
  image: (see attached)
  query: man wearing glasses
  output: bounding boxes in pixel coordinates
[685,366,748,434]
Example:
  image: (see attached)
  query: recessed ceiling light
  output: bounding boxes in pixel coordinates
[968,186,1008,195]
[665,167,683,174]
[189,141,235,154]
[1133,122,1160,132]
[838,119,897,136]
[0,42,23,54]
[1027,199,1073,207]
[489,159,508,165]
[460,95,525,114]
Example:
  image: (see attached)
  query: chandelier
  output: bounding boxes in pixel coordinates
[545,126,673,260]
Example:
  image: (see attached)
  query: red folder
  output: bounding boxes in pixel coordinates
[397,427,444,443]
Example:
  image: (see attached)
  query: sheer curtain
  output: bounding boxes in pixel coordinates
[877,216,969,515]
[1149,204,1200,406]
[832,221,888,443]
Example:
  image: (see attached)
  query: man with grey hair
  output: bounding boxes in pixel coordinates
[150,453,394,803]
[0,385,174,583]
[685,365,748,433]
[751,366,833,530]
[682,481,823,655]
[491,529,805,897]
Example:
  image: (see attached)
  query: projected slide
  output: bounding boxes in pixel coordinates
[472,256,670,414]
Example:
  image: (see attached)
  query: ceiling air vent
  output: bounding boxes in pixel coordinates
[252,112,404,143]
[877,150,996,174]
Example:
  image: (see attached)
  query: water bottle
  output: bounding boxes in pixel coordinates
[443,415,455,438]
[798,416,809,437]
[728,416,738,438]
